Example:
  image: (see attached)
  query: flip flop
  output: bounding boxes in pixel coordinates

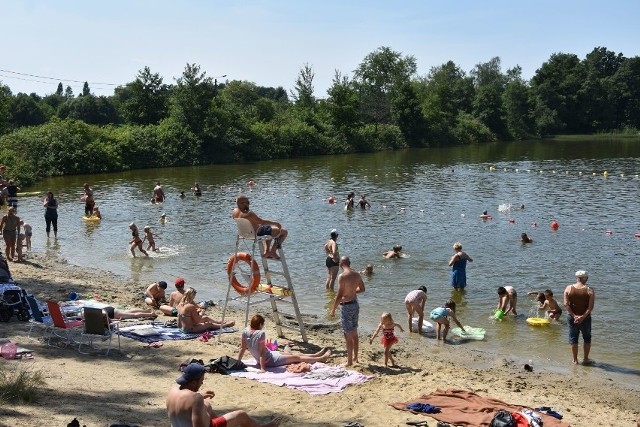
[143,341,163,348]
[406,421,429,426]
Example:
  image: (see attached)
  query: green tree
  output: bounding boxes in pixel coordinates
[353,46,417,126]
[64,86,74,98]
[291,63,316,109]
[471,57,507,139]
[114,67,169,125]
[326,70,360,134]
[610,56,640,129]
[502,66,532,140]
[391,81,426,146]
[530,53,586,133]
[170,63,215,136]
[82,81,90,97]
[58,95,119,125]
[55,82,63,96]
[0,82,11,135]
[9,93,47,128]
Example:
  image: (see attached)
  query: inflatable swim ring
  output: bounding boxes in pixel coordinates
[82,216,101,221]
[526,317,551,326]
[257,283,293,296]
[16,191,41,197]
[226,252,260,294]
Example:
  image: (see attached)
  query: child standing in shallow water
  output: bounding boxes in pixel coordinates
[143,226,159,251]
[370,313,404,367]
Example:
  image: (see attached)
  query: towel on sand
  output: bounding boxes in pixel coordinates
[230,362,371,395]
[117,325,236,343]
[390,388,571,427]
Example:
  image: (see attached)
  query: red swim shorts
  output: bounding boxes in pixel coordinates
[211,416,227,427]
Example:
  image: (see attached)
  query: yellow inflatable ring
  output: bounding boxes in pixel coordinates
[82,216,101,221]
[526,317,551,326]
[257,283,293,296]
[227,252,260,294]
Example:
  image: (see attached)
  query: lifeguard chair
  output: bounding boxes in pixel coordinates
[221,218,307,342]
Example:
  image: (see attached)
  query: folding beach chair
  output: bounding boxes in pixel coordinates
[45,301,83,348]
[77,307,120,356]
[26,295,52,341]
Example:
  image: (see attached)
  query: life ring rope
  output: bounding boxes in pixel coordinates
[227,252,260,294]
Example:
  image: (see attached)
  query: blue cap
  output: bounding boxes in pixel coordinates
[158,281,168,289]
[176,363,205,385]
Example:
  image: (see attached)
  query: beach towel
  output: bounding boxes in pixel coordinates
[390,388,571,427]
[230,361,371,395]
[117,324,236,343]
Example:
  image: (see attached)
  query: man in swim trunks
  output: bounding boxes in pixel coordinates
[160,278,187,316]
[231,195,288,259]
[153,182,165,203]
[166,363,280,427]
[564,270,595,365]
[145,281,167,309]
[83,183,95,217]
[330,256,366,367]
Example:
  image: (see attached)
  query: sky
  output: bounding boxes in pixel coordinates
[2,0,639,98]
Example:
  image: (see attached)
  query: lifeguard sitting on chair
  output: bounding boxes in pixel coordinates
[232,195,288,259]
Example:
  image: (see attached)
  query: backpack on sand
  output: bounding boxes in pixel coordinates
[489,410,515,427]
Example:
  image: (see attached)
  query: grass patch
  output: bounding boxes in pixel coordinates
[0,365,46,403]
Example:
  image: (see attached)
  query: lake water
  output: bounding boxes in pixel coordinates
[13,137,640,384]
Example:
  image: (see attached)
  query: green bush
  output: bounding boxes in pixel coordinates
[0,365,45,404]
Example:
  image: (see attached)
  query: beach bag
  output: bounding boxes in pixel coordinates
[208,355,247,374]
[489,410,515,427]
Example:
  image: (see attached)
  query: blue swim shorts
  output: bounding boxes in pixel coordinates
[340,300,359,333]
[567,315,592,344]
[257,225,272,236]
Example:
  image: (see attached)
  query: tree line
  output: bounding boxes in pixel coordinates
[0,46,638,186]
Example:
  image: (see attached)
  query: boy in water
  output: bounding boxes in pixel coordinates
[143,225,159,251]
[92,206,102,219]
[384,245,403,259]
[540,289,562,320]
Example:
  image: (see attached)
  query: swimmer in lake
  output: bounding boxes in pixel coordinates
[384,245,403,259]
[521,232,533,243]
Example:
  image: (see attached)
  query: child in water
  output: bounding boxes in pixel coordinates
[539,289,562,320]
[430,300,465,341]
[370,312,404,367]
[129,223,149,257]
[520,232,533,243]
[384,245,403,259]
[92,206,102,219]
[360,264,374,276]
[143,225,159,251]
[20,220,32,250]
[159,213,167,223]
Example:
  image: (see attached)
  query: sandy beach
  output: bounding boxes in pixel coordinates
[1,253,639,427]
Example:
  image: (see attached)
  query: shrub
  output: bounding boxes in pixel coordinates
[0,365,45,403]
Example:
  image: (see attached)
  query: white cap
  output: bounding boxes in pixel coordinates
[575,270,588,278]
[330,229,338,235]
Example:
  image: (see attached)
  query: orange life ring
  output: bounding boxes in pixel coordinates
[227,252,260,294]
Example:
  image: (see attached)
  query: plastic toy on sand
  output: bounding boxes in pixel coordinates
[451,326,485,340]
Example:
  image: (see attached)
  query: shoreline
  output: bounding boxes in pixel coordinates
[1,253,639,426]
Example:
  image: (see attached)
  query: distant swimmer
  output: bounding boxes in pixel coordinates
[179,191,186,199]
[248,179,255,188]
[384,245,403,259]
[92,206,102,219]
[360,264,374,277]
[159,213,167,223]
[357,194,371,209]
[192,183,202,197]
[521,232,533,243]
[344,192,355,210]
[480,210,492,220]
[153,182,165,203]
[83,183,95,217]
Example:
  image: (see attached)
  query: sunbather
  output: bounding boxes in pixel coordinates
[177,288,234,333]
[237,314,331,372]
[102,306,157,320]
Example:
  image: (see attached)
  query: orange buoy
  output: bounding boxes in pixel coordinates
[226,252,260,294]
[635,233,640,238]
[550,220,559,230]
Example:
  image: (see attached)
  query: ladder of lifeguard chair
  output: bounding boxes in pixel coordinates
[221,230,307,343]
[259,244,307,343]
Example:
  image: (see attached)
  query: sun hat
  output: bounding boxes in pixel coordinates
[176,363,205,385]
[158,281,168,289]
[575,270,588,278]
[175,278,185,288]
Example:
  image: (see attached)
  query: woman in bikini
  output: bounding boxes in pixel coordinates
[0,207,21,261]
[129,223,149,257]
[324,229,340,290]
[177,287,234,333]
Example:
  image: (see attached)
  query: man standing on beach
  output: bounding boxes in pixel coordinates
[167,363,280,427]
[231,195,288,259]
[330,256,365,367]
[564,270,595,365]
